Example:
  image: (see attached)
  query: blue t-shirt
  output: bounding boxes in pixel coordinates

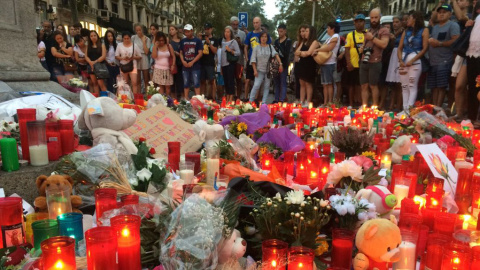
[180,37,203,70]
[429,21,460,66]
[244,31,271,61]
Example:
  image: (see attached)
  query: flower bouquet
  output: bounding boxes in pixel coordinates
[231,102,256,116]
[228,120,248,138]
[328,193,377,230]
[146,81,160,97]
[330,127,374,158]
[326,158,382,192]
[67,77,88,88]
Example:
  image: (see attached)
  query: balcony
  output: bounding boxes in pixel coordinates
[167,13,174,21]
[160,10,167,19]
[99,9,119,21]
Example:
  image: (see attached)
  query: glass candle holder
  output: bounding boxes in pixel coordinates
[41,236,76,270]
[262,239,288,270]
[46,185,72,220]
[398,213,422,232]
[111,215,141,270]
[185,152,201,175]
[472,246,480,270]
[168,141,181,173]
[334,152,346,164]
[331,229,355,270]
[287,246,314,270]
[94,188,117,225]
[472,191,480,219]
[206,146,220,186]
[0,138,19,172]
[405,172,418,198]
[455,168,473,214]
[216,174,229,189]
[284,151,295,176]
[25,212,48,245]
[441,243,471,270]
[32,219,58,251]
[0,197,25,249]
[85,226,118,270]
[390,164,406,193]
[262,153,274,171]
[57,213,84,245]
[17,108,36,161]
[393,229,418,270]
[380,152,392,171]
[434,212,458,236]
[393,176,411,208]
[426,191,443,211]
[121,194,139,206]
[27,120,49,166]
[179,161,195,184]
[273,160,286,178]
[46,121,62,161]
[59,120,74,155]
[427,178,444,194]
[423,233,451,270]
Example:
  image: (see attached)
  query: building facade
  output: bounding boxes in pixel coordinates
[34,0,184,36]
[388,0,437,15]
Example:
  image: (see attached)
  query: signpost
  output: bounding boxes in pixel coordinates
[238,12,248,29]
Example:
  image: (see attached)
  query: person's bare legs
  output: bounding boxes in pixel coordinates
[130,72,138,94]
[299,79,306,104]
[142,69,149,93]
[432,88,439,107]
[361,83,370,105]
[97,79,107,92]
[306,82,313,104]
[370,85,379,106]
[336,82,342,102]
[323,85,328,105]
[379,85,387,110]
[244,78,251,100]
[166,85,171,96]
[436,88,446,107]
[454,65,468,117]
[348,85,354,106]
[209,79,217,100]
[89,74,100,95]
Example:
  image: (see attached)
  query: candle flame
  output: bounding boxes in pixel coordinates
[413,196,426,209]
[271,260,277,267]
[265,160,270,166]
[453,257,460,264]
[298,262,304,267]
[122,228,130,237]
[322,167,328,174]
[311,171,317,178]
[463,215,471,230]
[54,260,64,269]
[432,199,438,206]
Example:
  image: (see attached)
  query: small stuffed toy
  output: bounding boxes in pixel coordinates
[353,217,402,270]
[386,135,412,164]
[355,185,397,217]
[193,120,224,148]
[34,174,82,213]
[216,229,247,270]
[78,97,138,155]
[147,94,167,109]
[238,134,259,156]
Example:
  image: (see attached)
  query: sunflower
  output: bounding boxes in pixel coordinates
[315,234,329,256]
[237,122,248,132]
[361,151,376,159]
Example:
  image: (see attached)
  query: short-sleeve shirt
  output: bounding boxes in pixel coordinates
[362,26,390,63]
[38,41,46,61]
[201,36,219,67]
[115,42,142,73]
[245,31,271,61]
[429,21,460,66]
[345,30,365,68]
[274,37,292,67]
[180,37,203,70]
[250,44,277,73]
[233,29,246,65]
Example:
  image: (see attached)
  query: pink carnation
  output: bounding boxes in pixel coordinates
[350,155,374,171]
[437,135,455,146]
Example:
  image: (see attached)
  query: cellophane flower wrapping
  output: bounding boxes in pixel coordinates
[256,127,305,152]
[220,104,271,134]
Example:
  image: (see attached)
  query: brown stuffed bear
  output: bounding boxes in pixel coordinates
[34,174,82,213]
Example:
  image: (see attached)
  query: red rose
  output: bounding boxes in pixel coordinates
[149,148,156,154]
[139,137,146,142]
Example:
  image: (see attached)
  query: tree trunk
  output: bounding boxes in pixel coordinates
[70,0,78,23]
[378,0,389,15]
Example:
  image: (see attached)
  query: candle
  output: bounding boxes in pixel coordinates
[85,226,118,270]
[0,138,19,171]
[427,178,444,194]
[405,172,417,198]
[262,239,288,270]
[0,197,25,249]
[434,212,457,236]
[27,120,49,166]
[284,151,295,177]
[455,168,473,214]
[262,153,273,171]
[120,194,139,206]
[426,191,443,211]
[46,121,62,161]
[424,233,451,270]
[32,219,59,251]
[46,185,73,220]
[287,246,314,270]
[393,177,410,208]
[472,191,480,219]
[185,152,201,175]
[334,152,346,164]
[59,120,74,155]
[441,243,472,269]
[380,152,392,171]
[94,188,117,225]
[41,236,76,270]
[454,160,473,172]
[393,230,417,270]
[179,161,195,184]
[331,229,354,269]
[17,108,36,161]
[461,215,471,230]
[472,246,480,270]
[29,144,49,166]
[206,147,220,186]
[57,213,84,246]
[111,215,141,270]
[168,141,181,173]
[25,213,48,245]
[273,160,286,178]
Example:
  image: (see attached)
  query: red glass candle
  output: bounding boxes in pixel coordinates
[168,141,181,173]
[400,198,419,216]
[41,236,76,270]
[262,153,273,170]
[426,191,443,211]
[331,229,354,269]
[455,168,473,214]
[85,226,118,270]
[472,172,480,192]
[416,225,429,258]
[46,122,62,161]
[273,160,286,178]
[287,246,314,270]
[284,151,295,177]
[323,143,331,155]
[334,152,345,164]
[472,191,480,219]
[427,178,444,194]
[446,146,458,164]
[390,164,406,193]
[59,120,74,155]
[185,152,201,175]
[424,233,451,270]
[111,215,141,270]
[17,108,37,161]
[398,213,422,232]
[440,243,471,270]
[474,150,480,171]
[472,246,480,270]
[262,239,288,270]
[121,194,139,206]
[434,212,457,236]
[0,197,25,248]
[94,188,117,224]
[421,208,437,230]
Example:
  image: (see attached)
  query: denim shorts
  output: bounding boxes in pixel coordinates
[320,64,336,85]
[182,68,201,88]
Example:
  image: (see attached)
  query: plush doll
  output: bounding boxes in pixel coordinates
[355,185,397,217]
[386,135,412,164]
[34,174,82,213]
[78,97,138,155]
[193,120,224,148]
[238,134,259,156]
[353,217,402,270]
[147,94,167,109]
[215,229,247,270]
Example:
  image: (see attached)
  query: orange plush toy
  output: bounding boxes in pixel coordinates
[34,174,82,213]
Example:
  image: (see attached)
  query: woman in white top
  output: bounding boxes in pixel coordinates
[314,22,339,105]
[73,35,88,78]
[115,32,142,94]
[104,30,120,93]
[466,1,480,123]
[221,26,241,103]
[151,31,176,96]
[37,40,47,71]
[133,24,152,93]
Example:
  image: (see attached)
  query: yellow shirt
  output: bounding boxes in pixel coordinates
[345,30,365,68]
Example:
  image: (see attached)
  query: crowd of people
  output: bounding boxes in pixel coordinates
[36,0,480,124]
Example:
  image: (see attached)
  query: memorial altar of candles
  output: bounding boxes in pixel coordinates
[111,215,142,270]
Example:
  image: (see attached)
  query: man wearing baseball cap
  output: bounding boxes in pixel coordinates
[428,3,460,107]
[344,13,366,107]
[180,24,203,99]
[200,23,219,100]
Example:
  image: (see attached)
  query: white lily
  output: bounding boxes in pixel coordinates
[137,168,152,182]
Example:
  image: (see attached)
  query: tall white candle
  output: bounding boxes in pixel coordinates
[29,145,49,166]
[179,169,194,184]
[206,158,220,186]
[394,184,410,207]
[393,241,416,270]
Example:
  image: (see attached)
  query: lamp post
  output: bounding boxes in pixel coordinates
[307,0,317,26]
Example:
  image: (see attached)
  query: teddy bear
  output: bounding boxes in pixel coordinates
[147,94,167,109]
[215,229,247,270]
[78,97,138,155]
[355,185,397,217]
[353,217,402,270]
[34,174,82,213]
[193,120,224,148]
[238,134,259,156]
[385,135,412,164]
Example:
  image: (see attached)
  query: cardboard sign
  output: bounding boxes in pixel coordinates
[122,104,202,159]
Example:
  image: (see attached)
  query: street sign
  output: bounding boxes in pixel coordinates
[238,12,248,29]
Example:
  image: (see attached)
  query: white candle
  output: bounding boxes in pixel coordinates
[343,115,351,126]
[454,161,473,172]
[381,160,392,171]
[394,184,410,207]
[179,169,194,184]
[29,145,49,166]
[393,241,416,270]
[206,158,220,186]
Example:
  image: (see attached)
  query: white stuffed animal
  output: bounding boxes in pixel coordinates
[355,185,397,217]
[147,94,167,109]
[386,135,412,164]
[238,134,259,156]
[193,120,224,148]
[215,229,247,270]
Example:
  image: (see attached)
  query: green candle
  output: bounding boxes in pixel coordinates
[0,138,19,172]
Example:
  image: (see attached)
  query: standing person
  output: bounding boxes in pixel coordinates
[294,25,319,106]
[152,32,176,96]
[38,39,48,71]
[85,31,108,95]
[378,18,394,110]
[132,24,152,93]
[345,15,366,107]
[466,1,480,123]
[291,26,306,102]
[50,31,73,80]
[230,16,246,99]
[38,21,55,80]
[200,23,219,100]
[249,32,283,104]
[115,32,142,93]
[149,23,159,41]
[67,25,76,45]
[359,8,390,106]
[169,25,184,99]
[335,35,346,103]
[180,24,203,99]
[216,43,225,99]
[73,35,88,79]
[397,11,429,110]
[273,24,292,103]
[386,15,405,111]
[315,22,339,105]
[73,22,83,37]
[104,30,120,93]
[244,17,271,101]
[221,26,241,103]
[428,4,460,107]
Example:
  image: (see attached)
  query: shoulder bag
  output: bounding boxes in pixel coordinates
[452,26,472,58]
[120,42,134,73]
[226,41,239,63]
[267,45,280,79]
[314,36,334,65]
[93,62,110,79]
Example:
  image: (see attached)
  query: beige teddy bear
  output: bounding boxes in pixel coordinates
[215,229,247,270]
[386,135,412,164]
